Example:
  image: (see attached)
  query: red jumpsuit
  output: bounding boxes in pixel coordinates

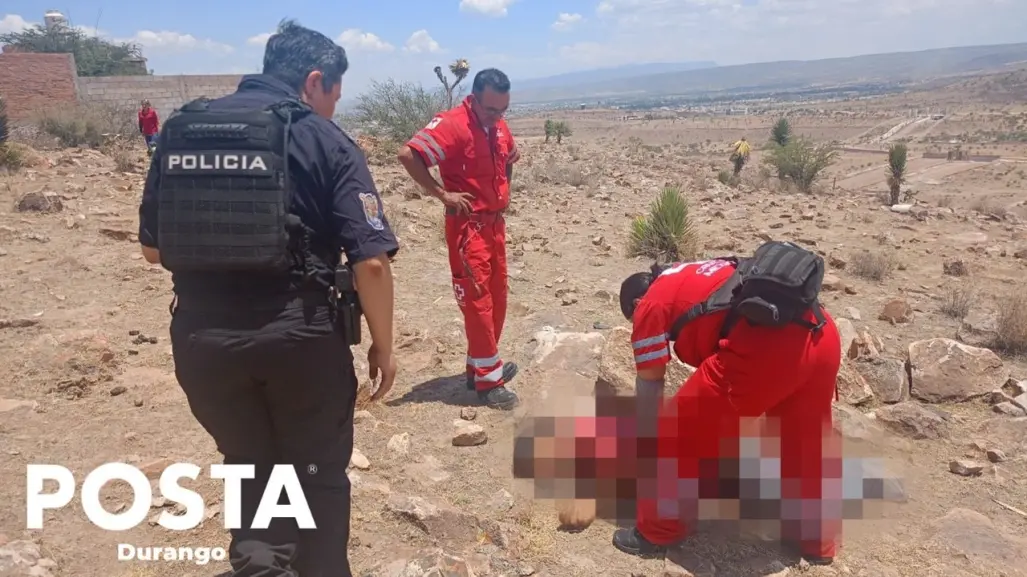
[405,97,516,392]
[631,259,842,559]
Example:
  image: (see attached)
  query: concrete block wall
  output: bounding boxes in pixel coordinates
[0,53,79,120]
[0,51,241,123]
[77,74,242,120]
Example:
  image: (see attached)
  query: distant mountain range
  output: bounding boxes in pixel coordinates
[512,42,1027,103]
[513,61,717,93]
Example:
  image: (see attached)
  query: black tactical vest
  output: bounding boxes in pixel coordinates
[156,98,311,274]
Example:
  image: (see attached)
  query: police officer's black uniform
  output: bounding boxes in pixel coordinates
[138,74,398,577]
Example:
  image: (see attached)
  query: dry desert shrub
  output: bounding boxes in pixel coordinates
[34,102,137,149]
[850,250,895,281]
[0,142,26,171]
[970,196,1008,218]
[940,282,976,319]
[541,159,593,188]
[994,291,1027,355]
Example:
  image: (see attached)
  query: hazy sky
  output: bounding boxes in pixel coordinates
[2,0,1023,98]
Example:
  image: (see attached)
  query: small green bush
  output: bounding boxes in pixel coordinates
[762,136,839,193]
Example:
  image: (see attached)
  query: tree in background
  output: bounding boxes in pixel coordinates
[762,137,839,193]
[544,119,554,143]
[886,142,908,205]
[352,79,448,144]
[770,117,792,147]
[553,121,572,144]
[0,24,145,77]
[434,59,471,109]
[351,59,471,145]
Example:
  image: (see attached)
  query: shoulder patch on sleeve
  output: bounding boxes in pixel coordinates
[359,192,385,231]
[425,117,443,130]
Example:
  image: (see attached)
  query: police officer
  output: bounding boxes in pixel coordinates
[136,19,398,577]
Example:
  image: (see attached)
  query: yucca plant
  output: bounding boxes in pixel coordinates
[627,187,699,262]
[886,142,908,205]
[544,119,555,143]
[434,58,471,109]
[770,117,791,147]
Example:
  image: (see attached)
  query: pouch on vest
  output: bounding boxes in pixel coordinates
[156,97,312,274]
[668,241,827,343]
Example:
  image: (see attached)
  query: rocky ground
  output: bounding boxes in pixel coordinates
[1,113,1027,577]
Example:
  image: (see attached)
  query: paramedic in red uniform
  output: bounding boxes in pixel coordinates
[613,255,842,565]
[397,68,520,410]
[138,99,160,153]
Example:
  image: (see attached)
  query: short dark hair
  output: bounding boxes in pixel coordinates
[619,272,654,320]
[472,68,511,95]
[262,19,349,92]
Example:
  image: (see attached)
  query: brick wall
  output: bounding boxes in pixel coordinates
[0,51,241,123]
[0,53,79,120]
[77,74,242,120]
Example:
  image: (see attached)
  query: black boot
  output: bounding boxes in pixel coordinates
[612,527,667,559]
[478,385,519,410]
[466,361,519,390]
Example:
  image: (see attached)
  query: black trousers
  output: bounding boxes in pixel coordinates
[170,298,356,577]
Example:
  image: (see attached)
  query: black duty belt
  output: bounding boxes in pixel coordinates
[173,291,330,312]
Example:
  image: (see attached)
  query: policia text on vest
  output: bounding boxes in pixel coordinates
[165,152,270,173]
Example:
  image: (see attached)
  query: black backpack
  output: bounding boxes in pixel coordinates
[667,241,827,343]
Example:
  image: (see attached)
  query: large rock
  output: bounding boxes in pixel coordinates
[835,317,859,359]
[531,327,606,376]
[836,361,875,405]
[0,540,56,577]
[976,417,1027,454]
[908,338,1009,403]
[385,495,506,549]
[832,403,884,442]
[596,327,695,397]
[874,402,951,440]
[363,549,477,577]
[853,357,909,403]
[15,191,63,213]
[926,509,1027,568]
[956,309,999,349]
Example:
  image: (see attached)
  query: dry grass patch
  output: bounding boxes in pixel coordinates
[970,196,1008,218]
[850,250,895,281]
[34,103,137,149]
[994,291,1027,355]
[940,282,976,319]
[542,160,593,188]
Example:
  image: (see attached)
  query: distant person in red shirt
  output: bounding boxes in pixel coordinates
[397,68,521,410]
[138,99,159,155]
[613,241,843,565]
